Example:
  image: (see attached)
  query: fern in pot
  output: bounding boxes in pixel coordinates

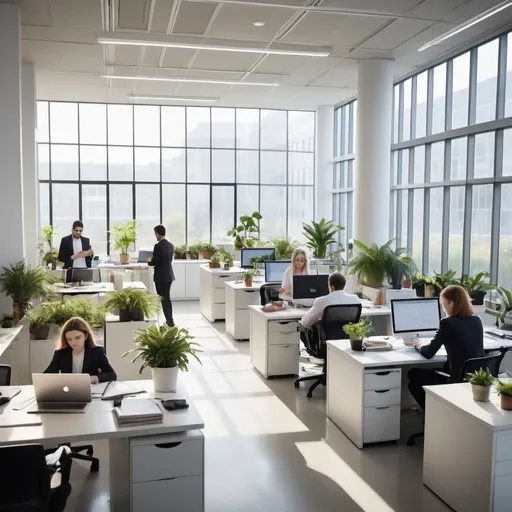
[123,324,202,392]
[103,288,161,322]
[466,367,495,402]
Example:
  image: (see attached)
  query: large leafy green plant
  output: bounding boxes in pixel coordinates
[110,220,138,255]
[124,324,202,373]
[459,272,495,293]
[227,212,262,249]
[39,225,59,270]
[496,286,512,325]
[302,219,344,259]
[103,288,161,319]
[270,238,299,260]
[433,269,458,291]
[346,240,392,288]
[386,247,417,289]
[38,299,105,328]
[0,261,51,304]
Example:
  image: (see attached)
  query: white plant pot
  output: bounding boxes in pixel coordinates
[151,366,179,392]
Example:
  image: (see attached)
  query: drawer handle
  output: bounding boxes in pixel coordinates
[243,290,256,293]
[280,330,298,335]
[154,442,182,449]
[218,275,230,278]
[374,389,390,394]
[374,371,391,376]
[375,406,390,410]
[278,321,294,325]
[279,344,293,348]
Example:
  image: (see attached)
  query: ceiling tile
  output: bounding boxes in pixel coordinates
[283,57,339,86]
[150,0,176,33]
[109,45,144,66]
[364,18,436,50]
[161,48,196,68]
[318,0,423,16]
[254,54,311,75]
[407,0,469,20]
[132,81,181,95]
[142,46,163,67]
[49,0,103,30]
[19,0,52,26]
[174,81,229,97]
[173,1,217,35]
[309,60,358,87]
[21,25,95,44]
[116,0,151,31]
[191,50,259,72]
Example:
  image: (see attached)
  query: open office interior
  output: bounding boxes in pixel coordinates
[2,1,512,511]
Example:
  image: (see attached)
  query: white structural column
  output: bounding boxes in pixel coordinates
[315,105,334,222]
[354,59,393,246]
[0,4,25,314]
[22,62,39,268]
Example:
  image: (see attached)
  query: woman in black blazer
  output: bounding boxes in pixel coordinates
[44,317,117,383]
[408,285,485,410]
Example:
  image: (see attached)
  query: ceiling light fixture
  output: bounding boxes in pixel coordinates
[418,0,512,51]
[128,95,217,103]
[253,21,265,27]
[97,37,330,57]
[101,74,278,87]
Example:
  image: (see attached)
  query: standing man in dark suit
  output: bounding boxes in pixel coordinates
[58,220,93,270]
[148,225,175,326]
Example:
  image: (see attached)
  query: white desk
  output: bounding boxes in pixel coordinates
[0,380,204,512]
[249,305,392,379]
[225,281,263,340]
[0,324,30,384]
[424,383,512,512]
[52,280,147,297]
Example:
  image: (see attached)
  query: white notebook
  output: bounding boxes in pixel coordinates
[114,398,163,425]
[101,381,146,400]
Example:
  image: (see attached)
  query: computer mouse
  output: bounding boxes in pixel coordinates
[0,397,10,407]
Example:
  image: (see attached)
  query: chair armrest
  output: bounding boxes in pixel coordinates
[434,371,450,381]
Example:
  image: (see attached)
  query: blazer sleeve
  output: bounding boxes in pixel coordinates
[95,347,117,383]
[58,237,68,265]
[148,242,161,267]
[44,351,63,374]
[301,297,324,329]
[83,237,93,268]
[420,318,450,359]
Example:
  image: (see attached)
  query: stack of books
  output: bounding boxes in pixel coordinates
[113,397,163,427]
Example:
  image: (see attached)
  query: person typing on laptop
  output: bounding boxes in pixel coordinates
[44,317,117,384]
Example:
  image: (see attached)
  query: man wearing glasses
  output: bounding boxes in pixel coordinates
[58,220,93,270]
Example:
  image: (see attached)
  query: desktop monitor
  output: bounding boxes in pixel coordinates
[265,260,291,283]
[68,268,96,284]
[137,250,153,263]
[240,248,276,268]
[391,298,441,334]
[292,274,329,300]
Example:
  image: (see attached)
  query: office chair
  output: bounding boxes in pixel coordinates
[0,364,11,385]
[259,283,281,305]
[407,347,509,447]
[295,304,362,398]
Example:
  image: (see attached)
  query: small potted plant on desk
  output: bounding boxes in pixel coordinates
[208,253,222,269]
[342,319,372,351]
[495,373,512,410]
[123,324,202,392]
[243,269,256,288]
[467,367,495,402]
[103,288,160,322]
[222,251,234,270]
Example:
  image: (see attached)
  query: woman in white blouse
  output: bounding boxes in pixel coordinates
[279,248,310,296]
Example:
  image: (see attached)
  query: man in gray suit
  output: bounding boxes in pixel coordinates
[148,225,175,326]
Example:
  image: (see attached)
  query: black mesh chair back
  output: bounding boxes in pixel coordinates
[458,348,509,383]
[260,284,281,306]
[0,444,51,511]
[320,304,363,341]
[0,365,11,385]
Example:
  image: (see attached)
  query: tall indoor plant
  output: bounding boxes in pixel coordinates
[110,220,138,264]
[346,240,392,288]
[459,272,495,306]
[385,246,417,289]
[302,219,344,259]
[39,225,59,270]
[124,324,202,392]
[227,212,262,250]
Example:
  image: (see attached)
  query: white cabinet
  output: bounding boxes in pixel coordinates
[170,260,205,301]
[171,261,187,299]
[225,283,261,340]
[0,324,30,385]
[200,266,242,322]
[186,262,201,298]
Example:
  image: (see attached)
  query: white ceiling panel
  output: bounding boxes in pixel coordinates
[283,57,339,86]
[21,25,95,44]
[37,71,108,101]
[364,18,438,50]
[437,0,508,22]
[173,1,217,35]
[310,60,358,87]
[132,81,181,95]
[150,0,176,33]
[254,54,311,75]
[142,47,164,68]
[186,69,246,80]
[318,0,423,16]
[325,15,392,46]
[161,47,196,68]
[174,81,230,97]
[191,50,259,72]
[407,0,470,20]
[18,0,52,26]
[117,0,151,31]
[48,0,103,30]
[109,45,144,66]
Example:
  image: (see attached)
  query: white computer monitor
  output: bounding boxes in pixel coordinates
[265,260,290,283]
[391,298,441,336]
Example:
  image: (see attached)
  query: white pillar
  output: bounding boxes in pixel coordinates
[354,59,393,246]
[22,62,39,268]
[315,105,334,222]
[0,4,25,313]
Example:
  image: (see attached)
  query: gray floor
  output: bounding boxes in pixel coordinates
[66,301,451,512]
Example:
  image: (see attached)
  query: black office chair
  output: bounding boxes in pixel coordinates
[260,283,281,305]
[407,347,509,446]
[0,364,11,385]
[295,304,362,398]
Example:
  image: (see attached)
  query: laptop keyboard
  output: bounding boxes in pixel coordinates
[37,402,87,410]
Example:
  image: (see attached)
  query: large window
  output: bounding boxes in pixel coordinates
[38,103,315,253]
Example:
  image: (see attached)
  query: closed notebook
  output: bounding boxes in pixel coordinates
[114,397,163,426]
[101,381,145,400]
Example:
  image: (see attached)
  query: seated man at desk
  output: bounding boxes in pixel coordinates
[300,272,360,329]
[408,285,485,410]
[279,248,310,297]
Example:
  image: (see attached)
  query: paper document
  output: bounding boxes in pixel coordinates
[0,387,21,400]
[101,381,146,400]
[113,397,163,427]
[91,382,109,396]
[0,416,42,428]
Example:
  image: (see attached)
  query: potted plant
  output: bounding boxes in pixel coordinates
[271,238,299,260]
[198,242,217,260]
[110,220,137,264]
[188,244,200,260]
[174,244,188,260]
[342,319,372,351]
[0,314,15,329]
[40,299,105,328]
[123,324,202,392]
[433,269,458,295]
[459,272,495,306]
[385,246,417,290]
[467,367,495,402]
[302,219,344,259]
[496,287,512,327]
[26,307,52,340]
[328,243,346,272]
[0,261,51,322]
[103,288,160,322]
[495,374,512,410]
[208,253,222,269]
[226,211,262,250]
[346,240,392,289]
[243,269,257,287]
[38,225,59,270]
[218,249,234,270]
[412,274,437,297]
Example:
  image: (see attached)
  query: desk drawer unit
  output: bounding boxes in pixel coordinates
[268,344,299,376]
[364,369,401,391]
[364,388,401,408]
[494,432,512,511]
[363,405,401,444]
[269,320,300,334]
[235,288,260,309]
[212,274,235,288]
[268,330,300,345]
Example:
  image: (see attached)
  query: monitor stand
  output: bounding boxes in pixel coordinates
[400,330,438,346]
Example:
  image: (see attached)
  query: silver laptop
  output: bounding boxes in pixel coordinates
[28,373,92,414]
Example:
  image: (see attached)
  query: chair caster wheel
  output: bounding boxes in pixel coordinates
[407,439,415,447]
[307,392,313,398]
[90,461,99,472]
[294,381,300,388]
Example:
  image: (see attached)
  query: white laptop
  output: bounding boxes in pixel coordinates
[28,373,92,414]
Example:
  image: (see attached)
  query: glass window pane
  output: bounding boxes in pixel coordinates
[476,39,499,125]
[451,52,470,130]
[413,146,425,184]
[37,101,49,143]
[428,187,443,273]
[391,151,398,186]
[448,187,465,274]
[82,184,107,255]
[470,184,493,274]
[288,152,314,185]
[236,150,258,183]
[187,107,210,148]
[108,147,133,181]
[236,109,259,149]
[212,150,235,183]
[80,146,107,181]
[109,184,133,231]
[260,186,286,239]
[343,106,350,154]
[108,105,133,145]
[288,186,314,241]
[415,72,427,139]
[430,142,445,182]
[503,129,512,177]
[506,32,512,117]
[390,190,397,242]
[51,145,78,181]
[39,183,50,227]
[162,184,186,245]
[162,148,185,182]
[212,108,235,148]
[162,106,185,147]
[352,101,357,150]
[50,102,78,143]
[450,137,467,180]
[135,147,160,182]
[499,184,512,289]
[136,184,160,249]
[80,103,106,144]
[134,106,160,146]
[52,184,79,239]
[474,132,495,179]
[393,86,399,144]
[399,190,408,249]
[187,185,210,242]
[400,149,409,185]
[187,149,210,182]
[334,108,341,157]
[38,144,49,180]
[261,151,286,185]
[261,110,287,150]
[412,189,424,267]
[212,186,234,243]
[288,111,315,152]
[402,79,412,142]
[237,185,259,221]
[432,63,447,134]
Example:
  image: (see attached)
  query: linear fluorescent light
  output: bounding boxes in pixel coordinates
[418,0,512,51]
[101,74,278,87]
[97,37,330,57]
[128,95,217,103]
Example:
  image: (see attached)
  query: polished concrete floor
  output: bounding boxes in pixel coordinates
[67,301,451,512]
